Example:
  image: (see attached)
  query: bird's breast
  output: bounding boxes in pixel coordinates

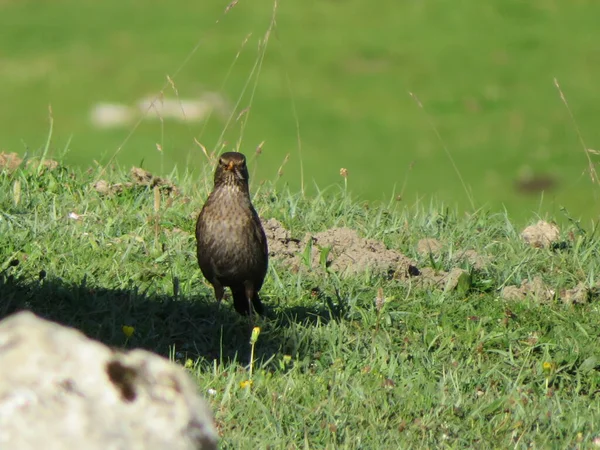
[197,189,266,262]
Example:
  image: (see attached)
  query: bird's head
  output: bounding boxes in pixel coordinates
[214,152,250,190]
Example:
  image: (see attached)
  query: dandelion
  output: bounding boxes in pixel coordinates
[250,327,261,345]
[249,327,261,380]
[542,361,556,393]
[184,359,194,369]
[122,326,135,338]
[240,380,253,389]
[207,388,217,396]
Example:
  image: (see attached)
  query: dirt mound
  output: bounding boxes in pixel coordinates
[502,277,555,302]
[454,249,489,270]
[262,218,302,267]
[263,219,415,276]
[412,267,471,292]
[521,221,560,248]
[417,238,489,270]
[0,152,59,173]
[93,167,181,196]
[306,227,415,275]
[0,152,22,171]
[417,238,443,256]
[263,219,471,293]
[502,278,600,305]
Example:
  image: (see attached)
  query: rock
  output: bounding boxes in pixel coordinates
[0,312,217,450]
[521,221,560,248]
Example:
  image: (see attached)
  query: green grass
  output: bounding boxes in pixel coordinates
[2,0,600,223]
[3,160,600,447]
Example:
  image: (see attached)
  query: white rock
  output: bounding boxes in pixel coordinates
[0,311,217,450]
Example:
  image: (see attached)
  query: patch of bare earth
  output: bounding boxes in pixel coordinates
[417,238,489,270]
[521,220,560,248]
[501,278,600,305]
[264,219,414,276]
[93,167,182,197]
[455,249,489,270]
[501,277,555,303]
[417,238,443,257]
[560,283,600,305]
[413,267,471,292]
[0,152,59,172]
[263,220,472,292]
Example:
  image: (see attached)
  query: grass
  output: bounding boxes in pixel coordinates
[2,0,600,223]
[2,158,600,447]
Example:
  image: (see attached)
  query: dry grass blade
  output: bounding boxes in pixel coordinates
[554,77,599,186]
[409,91,475,210]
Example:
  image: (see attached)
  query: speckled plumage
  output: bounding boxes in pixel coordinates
[195,152,268,315]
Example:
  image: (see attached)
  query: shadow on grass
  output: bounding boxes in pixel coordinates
[0,272,346,365]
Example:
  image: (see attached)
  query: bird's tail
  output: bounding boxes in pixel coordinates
[231,286,264,316]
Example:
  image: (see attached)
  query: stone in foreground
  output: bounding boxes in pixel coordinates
[0,311,217,450]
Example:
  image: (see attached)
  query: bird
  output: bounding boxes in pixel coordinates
[195,151,268,316]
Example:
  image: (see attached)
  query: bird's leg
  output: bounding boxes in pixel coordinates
[244,281,256,329]
[213,281,225,312]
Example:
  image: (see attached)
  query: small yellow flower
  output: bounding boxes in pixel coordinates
[122,326,135,338]
[542,361,555,372]
[184,359,194,369]
[250,327,261,345]
[240,380,253,389]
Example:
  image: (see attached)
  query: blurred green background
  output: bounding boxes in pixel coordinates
[2,0,600,224]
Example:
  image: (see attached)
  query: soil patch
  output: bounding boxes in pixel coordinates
[93,167,181,196]
[0,152,59,173]
[264,219,471,292]
[521,221,560,248]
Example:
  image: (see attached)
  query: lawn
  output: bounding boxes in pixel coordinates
[2,0,600,223]
[2,160,600,447]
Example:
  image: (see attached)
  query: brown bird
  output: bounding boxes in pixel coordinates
[195,152,268,316]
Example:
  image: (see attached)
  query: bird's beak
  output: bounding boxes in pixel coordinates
[226,161,235,171]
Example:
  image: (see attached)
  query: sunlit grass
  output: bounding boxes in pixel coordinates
[2,159,600,447]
